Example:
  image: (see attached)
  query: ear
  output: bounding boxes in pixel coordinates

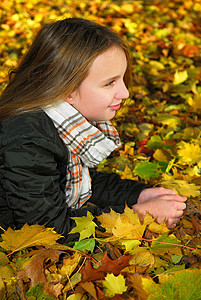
[64,91,78,105]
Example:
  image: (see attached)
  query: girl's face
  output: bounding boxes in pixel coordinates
[66,46,129,121]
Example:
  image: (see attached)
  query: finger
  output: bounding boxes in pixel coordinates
[155,187,178,195]
[175,202,186,210]
[163,195,187,202]
[166,217,180,228]
[162,188,177,195]
[174,209,185,218]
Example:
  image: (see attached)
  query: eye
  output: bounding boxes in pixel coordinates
[105,80,115,87]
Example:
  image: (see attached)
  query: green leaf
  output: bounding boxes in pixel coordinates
[133,161,161,180]
[171,254,183,264]
[73,238,96,252]
[156,161,169,173]
[146,136,164,150]
[150,233,181,255]
[143,269,201,300]
[69,212,97,241]
[26,282,54,300]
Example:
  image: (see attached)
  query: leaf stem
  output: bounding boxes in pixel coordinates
[0,250,15,260]
[140,237,195,250]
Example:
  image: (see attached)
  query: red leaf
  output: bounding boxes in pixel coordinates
[80,252,132,282]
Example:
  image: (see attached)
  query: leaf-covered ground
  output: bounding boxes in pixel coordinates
[0,0,201,299]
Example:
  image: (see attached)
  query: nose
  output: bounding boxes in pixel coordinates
[116,81,129,100]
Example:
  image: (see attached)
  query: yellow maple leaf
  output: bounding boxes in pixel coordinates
[98,207,169,243]
[97,209,120,234]
[160,179,200,197]
[136,213,169,235]
[102,273,127,297]
[112,215,145,240]
[177,141,201,165]
[0,224,61,253]
[143,213,155,226]
[148,220,169,235]
[121,205,141,225]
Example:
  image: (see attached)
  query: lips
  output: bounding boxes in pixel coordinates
[109,103,121,111]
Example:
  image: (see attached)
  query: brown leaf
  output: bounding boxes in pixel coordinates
[44,282,63,299]
[128,273,149,300]
[79,281,98,299]
[191,216,201,235]
[17,249,61,297]
[80,252,132,282]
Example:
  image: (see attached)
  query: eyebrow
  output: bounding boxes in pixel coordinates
[100,75,120,85]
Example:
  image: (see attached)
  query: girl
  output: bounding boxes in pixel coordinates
[0,18,186,242]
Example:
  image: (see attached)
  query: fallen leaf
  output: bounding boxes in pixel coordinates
[63,273,82,293]
[177,141,201,165]
[128,273,149,300]
[129,250,155,268]
[150,233,182,255]
[59,252,81,277]
[160,179,201,197]
[0,265,16,284]
[97,209,120,234]
[69,212,97,240]
[79,281,97,299]
[143,269,201,300]
[0,224,61,253]
[17,249,59,289]
[148,220,169,235]
[133,161,161,180]
[102,273,127,297]
[79,252,132,282]
[173,70,188,85]
[155,114,181,129]
[26,282,54,300]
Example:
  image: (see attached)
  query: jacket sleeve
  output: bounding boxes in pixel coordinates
[2,139,102,243]
[89,168,149,211]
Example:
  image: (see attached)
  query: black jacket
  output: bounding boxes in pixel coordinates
[0,111,147,242]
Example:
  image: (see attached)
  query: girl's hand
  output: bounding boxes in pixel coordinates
[137,187,177,203]
[133,189,187,228]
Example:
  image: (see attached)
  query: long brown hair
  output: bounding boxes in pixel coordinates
[0,18,132,120]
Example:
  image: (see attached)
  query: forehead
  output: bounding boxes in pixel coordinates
[87,46,127,79]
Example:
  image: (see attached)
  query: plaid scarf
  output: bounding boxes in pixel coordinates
[44,101,121,209]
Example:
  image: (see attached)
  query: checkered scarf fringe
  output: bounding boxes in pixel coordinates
[44,101,121,209]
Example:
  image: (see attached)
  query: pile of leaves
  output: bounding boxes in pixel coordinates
[0,208,200,299]
[1,0,201,299]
